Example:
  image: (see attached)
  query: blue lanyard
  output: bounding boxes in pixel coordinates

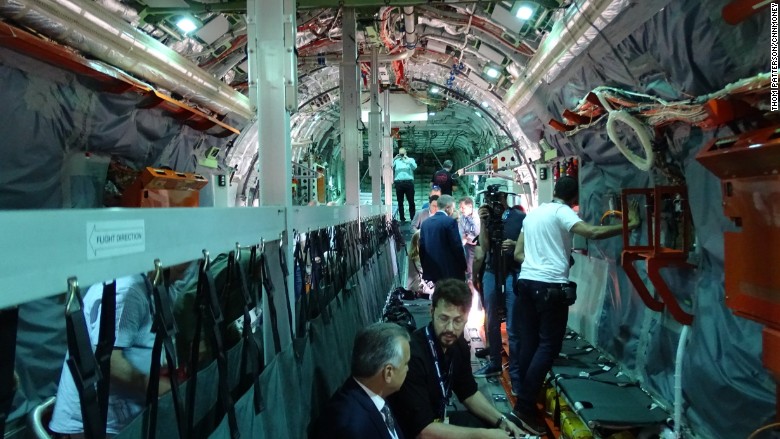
[425,325,453,418]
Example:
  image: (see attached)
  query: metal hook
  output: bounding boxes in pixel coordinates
[66,276,79,312]
[260,238,265,254]
[152,259,163,285]
[202,249,210,270]
[235,242,241,262]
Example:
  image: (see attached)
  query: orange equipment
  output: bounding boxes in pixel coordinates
[121,167,208,208]
[696,125,780,389]
[620,186,695,325]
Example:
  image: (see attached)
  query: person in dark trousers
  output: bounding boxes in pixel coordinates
[419,195,466,284]
[393,147,417,223]
[388,279,522,439]
[458,196,480,283]
[509,176,639,435]
[472,180,525,386]
[311,322,411,439]
[431,160,457,196]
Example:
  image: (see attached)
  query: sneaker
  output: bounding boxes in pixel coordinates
[508,408,547,436]
[473,362,502,377]
[474,347,506,359]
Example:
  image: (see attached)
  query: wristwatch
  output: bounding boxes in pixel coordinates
[495,414,508,428]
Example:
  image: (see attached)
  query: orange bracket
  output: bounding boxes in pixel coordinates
[620,187,695,325]
[696,125,780,328]
[621,251,665,313]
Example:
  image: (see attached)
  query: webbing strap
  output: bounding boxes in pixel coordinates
[145,279,185,439]
[185,261,208,438]
[260,250,282,354]
[293,238,310,343]
[0,307,19,439]
[277,240,295,340]
[307,231,330,324]
[95,281,116,431]
[64,280,104,439]
[233,250,263,413]
[201,263,240,439]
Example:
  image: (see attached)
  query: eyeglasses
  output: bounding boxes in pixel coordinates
[435,314,466,328]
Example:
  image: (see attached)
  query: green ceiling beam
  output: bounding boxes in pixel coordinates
[297,0,494,9]
[141,0,247,17]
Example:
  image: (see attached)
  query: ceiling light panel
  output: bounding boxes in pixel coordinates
[490,3,523,34]
[176,17,198,33]
[142,0,189,8]
[477,42,506,65]
[196,15,230,45]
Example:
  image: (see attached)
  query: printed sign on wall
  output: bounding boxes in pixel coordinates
[87,220,145,260]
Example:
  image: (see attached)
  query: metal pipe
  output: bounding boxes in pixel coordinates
[402,6,417,49]
[0,0,252,120]
[674,325,690,438]
[93,0,139,25]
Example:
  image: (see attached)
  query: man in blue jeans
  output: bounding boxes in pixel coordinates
[509,176,639,434]
[471,180,524,387]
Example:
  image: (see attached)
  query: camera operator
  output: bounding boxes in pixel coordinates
[472,179,525,383]
[393,147,417,223]
[508,176,640,435]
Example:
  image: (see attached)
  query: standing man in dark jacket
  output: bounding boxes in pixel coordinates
[310,322,411,439]
[419,195,467,283]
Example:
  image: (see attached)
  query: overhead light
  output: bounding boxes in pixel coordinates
[430,86,441,94]
[428,112,436,116]
[486,67,500,78]
[481,101,490,108]
[176,17,199,34]
[516,3,535,20]
[474,111,482,117]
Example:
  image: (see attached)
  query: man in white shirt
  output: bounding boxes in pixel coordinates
[50,270,186,436]
[310,323,411,439]
[393,147,418,223]
[509,176,639,435]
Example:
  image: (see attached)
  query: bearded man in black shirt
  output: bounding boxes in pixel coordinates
[388,279,523,439]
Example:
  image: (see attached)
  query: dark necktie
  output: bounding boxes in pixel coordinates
[380,404,396,436]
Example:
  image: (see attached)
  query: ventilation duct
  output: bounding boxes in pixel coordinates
[0,0,253,120]
[299,48,415,66]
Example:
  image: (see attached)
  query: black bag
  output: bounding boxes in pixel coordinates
[382,306,417,334]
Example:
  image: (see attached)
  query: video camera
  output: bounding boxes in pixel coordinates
[483,183,508,220]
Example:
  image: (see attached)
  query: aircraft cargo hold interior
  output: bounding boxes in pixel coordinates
[0,0,778,438]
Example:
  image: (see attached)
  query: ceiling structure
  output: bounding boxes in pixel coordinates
[0,0,628,187]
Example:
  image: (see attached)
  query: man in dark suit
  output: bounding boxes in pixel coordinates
[310,323,411,439]
[419,194,467,284]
